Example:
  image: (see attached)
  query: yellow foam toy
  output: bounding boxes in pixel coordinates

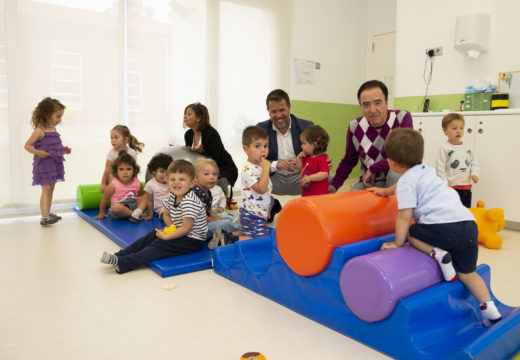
[162,224,177,235]
[469,200,505,249]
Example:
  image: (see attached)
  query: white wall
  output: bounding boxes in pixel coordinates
[290,0,397,104]
[290,0,368,104]
[395,0,520,97]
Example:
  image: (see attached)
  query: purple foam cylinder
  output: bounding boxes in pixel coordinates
[339,245,443,322]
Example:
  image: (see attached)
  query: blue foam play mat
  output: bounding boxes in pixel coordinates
[74,207,213,277]
[213,230,520,359]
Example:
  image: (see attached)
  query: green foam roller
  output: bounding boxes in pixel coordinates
[76,184,106,210]
[76,182,146,210]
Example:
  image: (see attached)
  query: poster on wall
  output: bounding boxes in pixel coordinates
[292,58,316,85]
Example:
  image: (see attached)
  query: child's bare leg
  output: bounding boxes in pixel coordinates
[111,203,133,219]
[458,271,502,325]
[40,183,55,217]
[408,235,457,282]
[457,272,490,303]
[130,196,147,222]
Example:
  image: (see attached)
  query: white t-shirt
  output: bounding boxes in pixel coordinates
[240,160,272,220]
[396,163,474,224]
[210,185,227,211]
[144,177,169,216]
[106,148,137,162]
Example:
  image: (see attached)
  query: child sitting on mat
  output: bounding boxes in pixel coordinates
[128,153,173,223]
[95,151,143,220]
[191,158,239,249]
[368,128,501,327]
[100,159,207,274]
[100,125,144,193]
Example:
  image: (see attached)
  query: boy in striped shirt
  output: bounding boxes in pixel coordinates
[100,159,208,274]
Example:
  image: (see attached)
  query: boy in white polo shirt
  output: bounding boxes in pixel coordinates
[369,128,501,327]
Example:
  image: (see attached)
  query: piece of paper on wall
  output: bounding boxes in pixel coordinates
[292,58,316,85]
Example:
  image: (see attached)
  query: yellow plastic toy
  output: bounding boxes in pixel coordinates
[162,224,177,235]
[469,200,505,249]
[240,352,266,360]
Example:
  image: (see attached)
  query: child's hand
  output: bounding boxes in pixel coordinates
[380,241,399,250]
[94,212,107,220]
[63,146,72,154]
[142,213,154,221]
[38,150,50,159]
[155,228,169,240]
[367,187,387,197]
[471,175,479,184]
[260,157,271,172]
[296,151,306,160]
[216,207,225,213]
[300,175,312,186]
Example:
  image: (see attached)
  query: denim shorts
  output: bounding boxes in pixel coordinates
[108,198,138,219]
[409,220,478,274]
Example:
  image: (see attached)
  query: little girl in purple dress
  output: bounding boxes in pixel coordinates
[24,97,71,226]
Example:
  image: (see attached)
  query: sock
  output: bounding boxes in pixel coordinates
[131,209,143,219]
[480,300,502,326]
[100,251,118,266]
[430,247,457,282]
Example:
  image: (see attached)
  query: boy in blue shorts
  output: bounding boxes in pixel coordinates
[100,159,207,274]
[369,128,501,327]
[211,126,272,247]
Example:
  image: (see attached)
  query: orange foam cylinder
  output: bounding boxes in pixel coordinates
[277,191,398,276]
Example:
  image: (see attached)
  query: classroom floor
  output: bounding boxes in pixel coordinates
[1,199,519,360]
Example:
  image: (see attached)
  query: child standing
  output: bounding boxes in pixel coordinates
[191,158,239,248]
[100,160,207,274]
[94,152,143,220]
[101,125,144,193]
[24,97,71,226]
[369,128,501,327]
[296,125,330,196]
[435,113,479,207]
[129,153,173,223]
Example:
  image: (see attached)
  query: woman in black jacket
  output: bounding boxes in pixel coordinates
[184,102,238,200]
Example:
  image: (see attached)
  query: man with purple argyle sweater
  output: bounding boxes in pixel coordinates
[330,80,413,192]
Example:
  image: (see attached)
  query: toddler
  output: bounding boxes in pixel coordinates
[94,152,143,220]
[296,125,330,196]
[24,97,71,226]
[101,125,144,193]
[211,126,271,247]
[129,153,173,223]
[369,128,501,327]
[210,184,238,222]
[436,113,479,207]
[100,160,207,274]
[191,159,240,249]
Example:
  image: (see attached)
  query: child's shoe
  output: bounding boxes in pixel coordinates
[208,229,223,250]
[222,231,239,245]
[430,247,457,282]
[129,216,140,223]
[100,251,119,272]
[49,213,62,221]
[480,300,502,327]
[40,216,59,226]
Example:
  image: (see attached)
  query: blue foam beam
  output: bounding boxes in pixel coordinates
[213,230,520,360]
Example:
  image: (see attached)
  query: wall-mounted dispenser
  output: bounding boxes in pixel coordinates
[454,13,490,59]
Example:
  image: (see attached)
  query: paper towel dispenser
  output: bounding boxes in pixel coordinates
[454,13,490,59]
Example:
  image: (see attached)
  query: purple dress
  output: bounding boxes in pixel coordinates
[32,128,65,186]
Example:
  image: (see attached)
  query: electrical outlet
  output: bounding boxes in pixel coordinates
[426,47,443,56]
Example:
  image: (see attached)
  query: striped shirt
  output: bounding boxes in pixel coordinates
[162,190,208,241]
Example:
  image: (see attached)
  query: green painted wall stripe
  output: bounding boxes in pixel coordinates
[291,100,362,179]
[395,93,465,113]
